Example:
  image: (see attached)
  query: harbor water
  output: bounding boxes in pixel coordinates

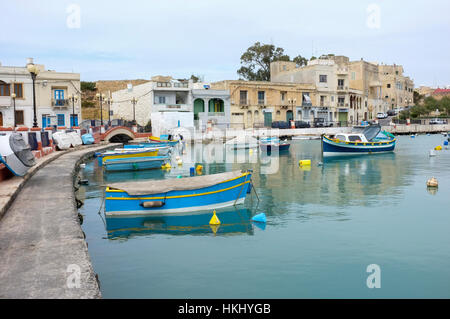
[78,134,450,298]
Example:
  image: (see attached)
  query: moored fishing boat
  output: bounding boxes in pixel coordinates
[322,124,396,157]
[123,142,172,149]
[104,155,169,172]
[0,132,36,176]
[104,170,253,216]
[98,149,158,166]
[147,136,179,146]
[259,137,290,152]
[113,145,171,156]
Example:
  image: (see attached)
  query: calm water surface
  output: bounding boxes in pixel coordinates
[78,134,450,298]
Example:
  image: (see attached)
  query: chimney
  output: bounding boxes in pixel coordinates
[26,57,34,65]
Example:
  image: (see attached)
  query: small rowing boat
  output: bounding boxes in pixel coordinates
[105,170,253,216]
[0,132,36,176]
[104,155,169,172]
[97,149,158,166]
[259,137,290,152]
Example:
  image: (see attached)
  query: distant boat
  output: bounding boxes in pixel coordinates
[292,136,320,140]
[104,170,253,216]
[147,136,179,146]
[225,136,259,150]
[259,137,290,152]
[104,155,169,172]
[0,132,36,176]
[322,124,396,156]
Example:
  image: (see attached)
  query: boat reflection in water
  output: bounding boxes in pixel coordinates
[105,208,254,239]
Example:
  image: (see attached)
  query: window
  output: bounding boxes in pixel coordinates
[239,90,247,104]
[258,91,265,104]
[348,135,363,142]
[0,82,10,96]
[54,89,64,105]
[351,72,356,80]
[157,82,171,87]
[320,96,326,106]
[280,91,286,103]
[70,114,78,127]
[15,110,24,125]
[57,114,65,126]
[319,75,327,83]
[331,96,334,102]
[14,83,23,98]
[338,79,344,88]
[158,96,166,104]
[387,84,391,88]
[338,96,345,105]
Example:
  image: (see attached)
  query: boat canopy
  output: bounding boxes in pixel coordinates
[362,124,381,141]
[351,124,381,141]
[9,133,36,167]
[107,170,246,196]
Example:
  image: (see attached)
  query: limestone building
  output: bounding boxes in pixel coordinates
[0,58,81,128]
[211,80,315,129]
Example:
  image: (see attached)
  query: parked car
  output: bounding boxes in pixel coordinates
[294,121,311,128]
[377,112,388,119]
[387,110,396,116]
[429,118,448,125]
[313,118,333,127]
[271,121,290,129]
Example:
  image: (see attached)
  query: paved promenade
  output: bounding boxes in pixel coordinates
[0,143,118,298]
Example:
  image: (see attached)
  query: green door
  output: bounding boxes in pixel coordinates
[338,112,347,126]
[264,112,272,127]
[286,110,293,122]
[194,99,204,120]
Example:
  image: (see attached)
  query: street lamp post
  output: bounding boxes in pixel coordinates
[96,93,106,127]
[131,97,138,125]
[11,93,16,128]
[26,62,40,128]
[68,93,78,129]
[106,97,113,126]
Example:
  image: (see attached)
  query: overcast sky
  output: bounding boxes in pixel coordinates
[1,0,449,87]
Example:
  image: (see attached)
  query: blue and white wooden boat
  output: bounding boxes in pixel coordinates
[104,155,169,172]
[104,170,253,216]
[0,132,36,176]
[123,142,172,149]
[97,148,161,166]
[259,137,290,152]
[322,125,396,157]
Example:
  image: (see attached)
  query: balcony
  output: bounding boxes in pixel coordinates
[258,99,265,105]
[336,68,348,75]
[337,86,348,91]
[208,112,225,117]
[52,99,69,107]
[239,99,248,105]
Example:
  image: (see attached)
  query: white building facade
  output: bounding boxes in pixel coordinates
[0,58,81,128]
[111,76,230,135]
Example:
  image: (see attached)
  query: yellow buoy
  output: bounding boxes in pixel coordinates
[165,163,171,169]
[435,145,442,151]
[209,210,221,225]
[299,160,311,166]
[177,159,183,165]
[196,164,203,171]
[426,177,438,187]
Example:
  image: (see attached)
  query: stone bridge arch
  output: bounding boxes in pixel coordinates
[102,126,135,143]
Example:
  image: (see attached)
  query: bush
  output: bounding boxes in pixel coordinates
[81,81,96,91]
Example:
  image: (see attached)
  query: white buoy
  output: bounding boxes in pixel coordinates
[426,177,438,187]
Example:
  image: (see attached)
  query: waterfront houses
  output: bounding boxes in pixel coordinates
[210,80,315,129]
[111,76,230,135]
[270,55,414,124]
[0,58,81,128]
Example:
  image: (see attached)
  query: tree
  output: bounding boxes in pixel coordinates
[293,55,308,67]
[190,74,200,83]
[237,42,290,81]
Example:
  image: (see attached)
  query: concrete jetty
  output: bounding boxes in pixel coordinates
[0,143,118,298]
